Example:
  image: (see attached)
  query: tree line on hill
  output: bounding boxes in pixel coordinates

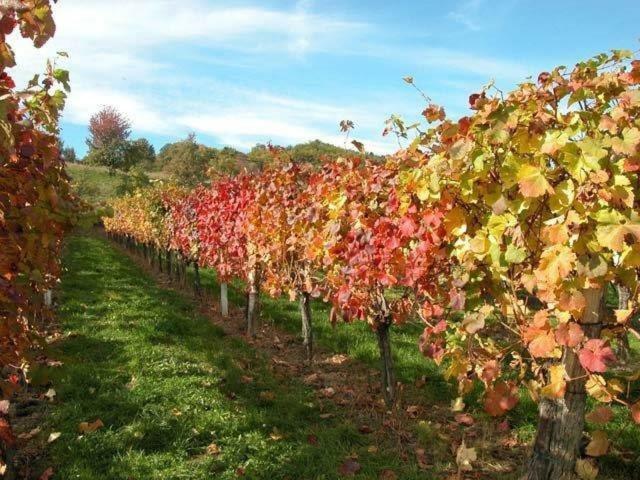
[64,106,382,188]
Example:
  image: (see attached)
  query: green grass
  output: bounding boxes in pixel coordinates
[67,163,130,205]
[40,234,439,479]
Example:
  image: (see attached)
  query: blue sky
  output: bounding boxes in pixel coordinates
[9,0,640,156]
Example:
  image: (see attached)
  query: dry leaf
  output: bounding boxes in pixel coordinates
[39,467,54,480]
[78,419,104,434]
[379,469,398,479]
[575,458,599,480]
[0,400,9,415]
[259,391,275,401]
[585,406,614,425]
[320,387,336,398]
[303,373,321,385]
[18,427,42,440]
[585,430,610,457]
[451,397,465,412]
[125,376,137,390]
[454,413,475,426]
[415,448,430,470]
[327,354,349,365]
[44,388,56,402]
[406,405,420,418]
[206,442,220,456]
[47,432,61,443]
[456,441,477,471]
[338,458,361,477]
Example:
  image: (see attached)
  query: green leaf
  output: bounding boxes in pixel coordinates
[505,244,527,264]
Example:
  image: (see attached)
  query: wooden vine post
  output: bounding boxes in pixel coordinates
[221,283,229,317]
[526,288,603,480]
[246,267,260,337]
[298,291,313,362]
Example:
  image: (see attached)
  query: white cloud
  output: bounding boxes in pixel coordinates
[4,0,532,156]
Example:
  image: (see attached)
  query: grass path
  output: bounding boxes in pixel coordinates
[40,235,433,479]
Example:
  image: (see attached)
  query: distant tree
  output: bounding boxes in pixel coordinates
[87,106,131,150]
[162,133,210,187]
[246,144,274,170]
[127,138,156,170]
[286,139,384,164]
[210,146,245,175]
[62,146,77,163]
[85,139,132,172]
[115,166,151,196]
[85,106,133,172]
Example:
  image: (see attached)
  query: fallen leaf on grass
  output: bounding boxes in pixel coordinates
[451,397,465,412]
[0,400,9,415]
[575,458,599,480]
[240,375,254,384]
[497,420,510,432]
[338,458,361,477]
[414,376,427,388]
[307,434,318,445]
[499,436,519,448]
[327,354,349,365]
[455,441,477,472]
[206,442,220,456]
[125,376,137,390]
[358,425,373,434]
[78,419,104,434]
[18,427,41,440]
[586,406,613,425]
[585,430,610,457]
[415,448,430,470]
[454,413,475,426]
[406,405,420,418]
[379,469,397,479]
[39,467,54,480]
[303,373,321,385]
[47,432,61,443]
[320,387,336,398]
[259,391,275,401]
[367,445,378,453]
[44,388,56,402]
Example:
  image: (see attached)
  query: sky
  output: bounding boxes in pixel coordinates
[7,0,640,156]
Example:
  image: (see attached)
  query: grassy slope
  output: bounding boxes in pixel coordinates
[42,235,433,480]
[66,163,168,205]
[67,163,127,204]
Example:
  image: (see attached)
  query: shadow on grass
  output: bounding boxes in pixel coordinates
[37,234,435,480]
